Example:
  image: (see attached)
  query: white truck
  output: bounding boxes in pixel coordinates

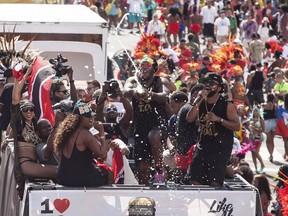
[0,3,108,83]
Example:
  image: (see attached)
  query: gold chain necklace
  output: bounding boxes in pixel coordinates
[205,95,220,113]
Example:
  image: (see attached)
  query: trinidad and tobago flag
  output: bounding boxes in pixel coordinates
[112,147,124,184]
[28,57,55,126]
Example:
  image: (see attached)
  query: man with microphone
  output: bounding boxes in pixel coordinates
[186,72,240,186]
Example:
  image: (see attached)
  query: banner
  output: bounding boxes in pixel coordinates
[29,188,256,216]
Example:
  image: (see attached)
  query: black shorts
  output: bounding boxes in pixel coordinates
[203,23,215,38]
[247,90,264,105]
[186,148,230,185]
[133,126,166,166]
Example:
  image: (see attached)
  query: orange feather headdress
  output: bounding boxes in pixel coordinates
[209,35,247,74]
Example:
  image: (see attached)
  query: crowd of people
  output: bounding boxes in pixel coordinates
[0,0,288,215]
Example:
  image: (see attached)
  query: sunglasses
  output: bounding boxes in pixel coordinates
[204,80,219,86]
[86,87,94,91]
[105,107,117,112]
[57,90,68,94]
[22,107,34,112]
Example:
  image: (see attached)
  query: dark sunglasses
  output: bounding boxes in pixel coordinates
[86,87,94,91]
[22,107,34,112]
[58,90,68,94]
[105,107,117,112]
[204,80,219,86]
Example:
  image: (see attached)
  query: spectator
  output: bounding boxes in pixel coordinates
[167,7,181,47]
[214,10,230,44]
[247,62,267,106]
[257,17,271,43]
[86,79,101,102]
[35,118,60,165]
[127,0,144,34]
[240,12,258,50]
[163,90,188,182]
[105,0,121,32]
[238,163,254,184]
[268,50,285,72]
[249,32,264,63]
[54,103,110,187]
[249,106,265,173]
[190,6,203,46]
[276,94,288,161]
[226,8,238,37]
[262,0,274,23]
[253,174,272,215]
[95,82,132,147]
[173,38,192,68]
[262,93,277,163]
[202,37,216,56]
[76,87,86,102]
[186,33,200,61]
[50,80,68,105]
[254,2,263,26]
[273,71,288,106]
[280,38,288,59]
[200,0,218,42]
[279,4,288,41]
[147,13,165,38]
[161,42,180,67]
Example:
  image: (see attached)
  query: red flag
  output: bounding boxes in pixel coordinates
[112,147,124,184]
[28,57,55,125]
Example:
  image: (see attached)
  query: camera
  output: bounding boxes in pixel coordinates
[106,79,119,96]
[49,54,70,77]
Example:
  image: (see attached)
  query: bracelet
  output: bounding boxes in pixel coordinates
[69,80,75,83]
[100,136,105,139]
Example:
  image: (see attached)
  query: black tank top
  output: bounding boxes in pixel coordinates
[250,71,264,90]
[263,106,276,120]
[132,76,168,129]
[57,131,107,187]
[198,96,234,154]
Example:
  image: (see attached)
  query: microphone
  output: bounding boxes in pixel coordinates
[191,88,210,106]
[191,94,203,106]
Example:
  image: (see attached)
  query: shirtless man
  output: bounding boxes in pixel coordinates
[167,7,181,47]
[231,75,251,108]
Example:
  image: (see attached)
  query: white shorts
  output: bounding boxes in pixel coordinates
[264,119,277,133]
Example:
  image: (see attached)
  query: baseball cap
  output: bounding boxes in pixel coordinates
[20,100,34,110]
[203,72,224,93]
[73,102,95,117]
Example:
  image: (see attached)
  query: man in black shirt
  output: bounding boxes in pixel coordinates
[186,73,240,186]
[123,57,170,184]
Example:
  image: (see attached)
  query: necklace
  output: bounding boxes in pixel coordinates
[205,95,219,113]
[25,122,34,129]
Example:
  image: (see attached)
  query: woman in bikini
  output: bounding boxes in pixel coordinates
[10,69,57,198]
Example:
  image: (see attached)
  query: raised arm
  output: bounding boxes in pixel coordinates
[118,88,133,133]
[186,89,208,123]
[66,67,77,103]
[149,77,170,104]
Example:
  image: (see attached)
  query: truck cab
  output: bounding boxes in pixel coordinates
[0,4,108,83]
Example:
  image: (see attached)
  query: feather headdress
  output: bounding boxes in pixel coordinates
[209,35,247,74]
[266,39,283,54]
[0,28,38,81]
[134,26,167,60]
